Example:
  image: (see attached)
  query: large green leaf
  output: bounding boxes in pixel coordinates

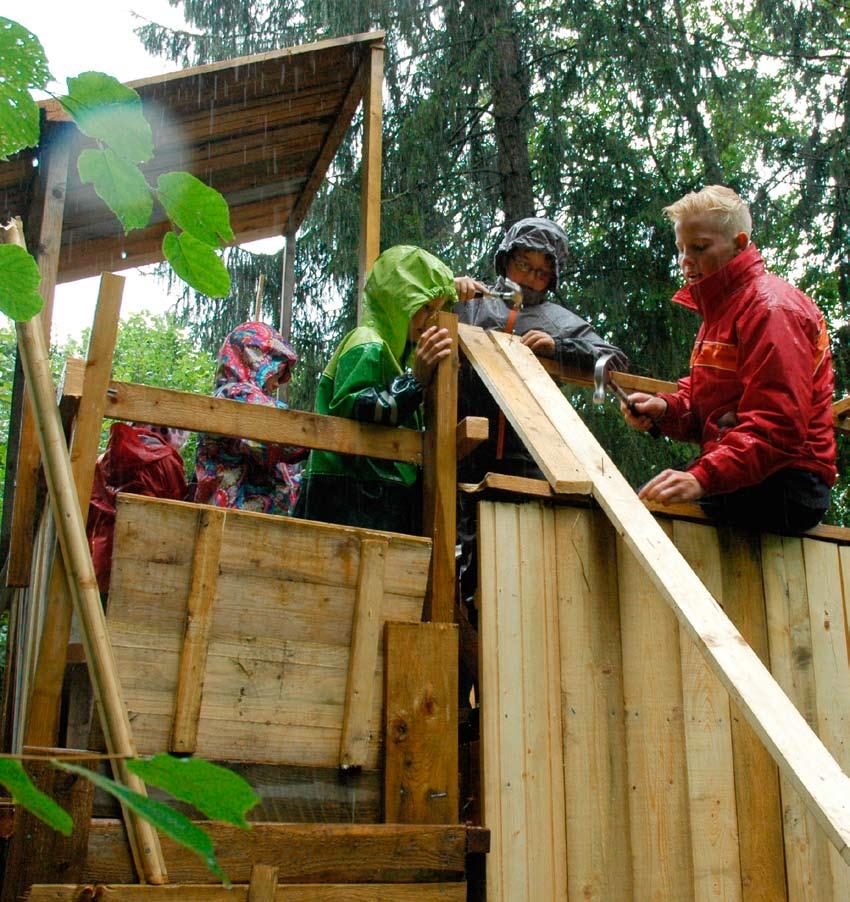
[0,17,52,158]
[0,244,42,321]
[61,72,153,164]
[78,148,153,234]
[127,755,258,828]
[163,231,231,297]
[0,759,72,835]
[55,761,229,885]
[156,172,234,246]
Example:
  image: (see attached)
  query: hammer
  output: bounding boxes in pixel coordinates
[474,278,523,309]
[593,352,661,438]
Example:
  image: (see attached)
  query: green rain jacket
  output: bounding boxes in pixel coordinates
[297,245,456,531]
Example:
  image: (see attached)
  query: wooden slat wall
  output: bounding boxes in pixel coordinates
[106,495,431,769]
[479,499,850,902]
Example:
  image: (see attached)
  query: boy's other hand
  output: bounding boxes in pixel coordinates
[454,276,488,302]
[621,392,666,431]
[521,329,555,357]
[638,469,705,504]
[413,326,453,384]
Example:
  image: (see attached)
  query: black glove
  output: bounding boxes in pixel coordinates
[351,373,424,426]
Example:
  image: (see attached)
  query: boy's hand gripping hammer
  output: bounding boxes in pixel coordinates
[473,278,524,309]
[592,352,661,438]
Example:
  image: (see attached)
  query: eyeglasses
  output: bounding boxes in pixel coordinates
[510,257,554,283]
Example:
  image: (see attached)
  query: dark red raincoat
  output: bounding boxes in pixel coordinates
[656,243,837,495]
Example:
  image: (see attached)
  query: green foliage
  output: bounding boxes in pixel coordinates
[0,17,50,159]
[0,760,72,835]
[157,172,235,246]
[77,148,154,234]
[0,245,43,320]
[62,72,154,164]
[164,232,231,299]
[127,754,259,828]
[55,760,230,884]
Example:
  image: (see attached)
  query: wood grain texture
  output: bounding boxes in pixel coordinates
[30,884,466,901]
[357,44,384,302]
[247,864,279,902]
[455,416,488,460]
[762,534,832,901]
[384,622,458,824]
[83,821,469,884]
[673,520,742,901]
[107,496,429,768]
[170,507,227,753]
[340,538,388,769]
[556,507,632,900]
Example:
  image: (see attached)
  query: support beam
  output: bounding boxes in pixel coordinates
[278,231,296,405]
[357,43,384,314]
[25,273,124,747]
[456,416,488,460]
[478,323,850,865]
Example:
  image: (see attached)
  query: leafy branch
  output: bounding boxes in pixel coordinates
[0,16,234,322]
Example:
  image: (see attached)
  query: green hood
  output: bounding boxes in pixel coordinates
[360,245,457,364]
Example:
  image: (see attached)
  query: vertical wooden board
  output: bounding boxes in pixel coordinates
[674,520,743,902]
[383,622,458,824]
[803,537,850,901]
[762,534,832,902]
[556,506,632,901]
[719,529,786,902]
[841,546,850,669]
[619,525,694,899]
[478,501,504,902]
[517,504,567,900]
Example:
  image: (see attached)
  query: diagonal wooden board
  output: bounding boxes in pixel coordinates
[458,325,592,494]
[460,323,850,865]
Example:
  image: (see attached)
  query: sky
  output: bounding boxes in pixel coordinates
[5,0,285,343]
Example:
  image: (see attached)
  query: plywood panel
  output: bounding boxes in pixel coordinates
[762,534,832,901]
[106,496,430,767]
[556,506,632,900]
[674,520,742,901]
[619,524,694,898]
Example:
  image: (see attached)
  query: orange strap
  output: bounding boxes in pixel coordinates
[495,307,519,460]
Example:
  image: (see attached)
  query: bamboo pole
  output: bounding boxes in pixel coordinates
[1,219,167,884]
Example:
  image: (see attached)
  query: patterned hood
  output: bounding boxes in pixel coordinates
[214,321,298,396]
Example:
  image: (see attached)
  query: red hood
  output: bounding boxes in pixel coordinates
[671,243,766,318]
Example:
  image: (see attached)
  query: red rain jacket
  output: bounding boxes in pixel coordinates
[87,423,187,592]
[657,243,837,496]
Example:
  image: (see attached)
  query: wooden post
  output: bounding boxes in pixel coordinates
[422,311,458,623]
[253,273,266,322]
[278,231,296,405]
[384,621,458,824]
[0,755,94,902]
[6,131,71,587]
[247,864,279,902]
[25,273,124,747]
[357,43,384,319]
[1,221,167,883]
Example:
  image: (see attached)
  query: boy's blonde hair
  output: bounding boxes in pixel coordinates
[663,185,752,239]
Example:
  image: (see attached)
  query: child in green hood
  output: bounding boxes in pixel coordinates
[293,245,456,533]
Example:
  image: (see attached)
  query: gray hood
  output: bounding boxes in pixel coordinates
[494,217,569,304]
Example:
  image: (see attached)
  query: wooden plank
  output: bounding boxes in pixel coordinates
[357,43,384,304]
[384,622,458,824]
[673,520,742,901]
[0,757,93,902]
[718,529,787,901]
[107,496,429,768]
[762,534,832,901]
[422,311,458,623]
[30,884,466,901]
[247,864,278,902]
[539,356,677,395]
[556,506,632,900]
[618,524,694,898]
[339,538,388,769]
[803,537,850,901]
[83,822,469,884]
[457,325,591,494]
[170,507,227,754]
[7,133,70,586]
[97,380,423,464]
[455,416,488,460]
[26,272,124,747]
[486,328,850,865]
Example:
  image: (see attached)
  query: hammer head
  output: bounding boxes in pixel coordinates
[592,352,617,404]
